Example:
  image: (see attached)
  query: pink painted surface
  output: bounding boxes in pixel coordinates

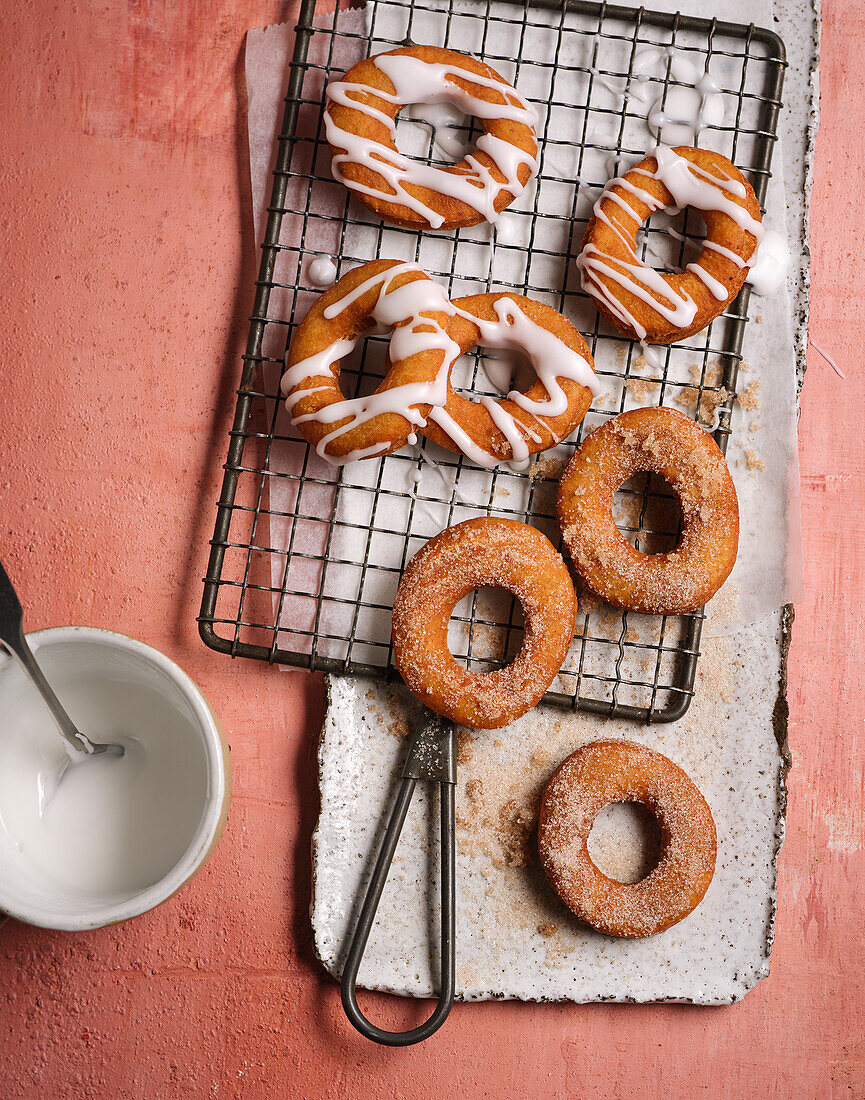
[0,1,861,1095]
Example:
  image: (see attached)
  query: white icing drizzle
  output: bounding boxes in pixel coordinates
[325,52,538,229]
[426,406,503,469]
[426,297,598,470]
[283,263,601,467]
[578,243,698,340]
[634,147,759,233]
[629,46,725,143]
[586,65,628,100]
[282,264,460,463]
[492,213,526,246]
[577,146,764,338]
[685,261,728,300]
[701,238,748,268]
[700,404,725,433]
[408,442,476,506]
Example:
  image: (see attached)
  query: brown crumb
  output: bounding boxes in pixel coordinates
[530,748,553,769]
[465,778,485,809]
[537,921,558,937]
[689,360,724,389]
[625,377,660,400]
[741,447,764,471]
[385,717,409,739]
[528,453,567,482]
[494,798,537,868]
[457,730,475,766]
[674,387,699,412]
[738,380,760,410]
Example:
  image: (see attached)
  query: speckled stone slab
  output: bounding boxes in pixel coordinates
[311,608,790,1004]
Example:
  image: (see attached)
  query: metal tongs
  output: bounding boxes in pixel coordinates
[341,710,456,1046]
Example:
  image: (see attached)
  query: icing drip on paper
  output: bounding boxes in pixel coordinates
[282,263,601,467]
[648,73,724,146]
[408,443,476,514]
[629,47,725,144]
[308,255,338,287]
[325,52,538,229]
[639,342,666,371]
[744,229,789,295]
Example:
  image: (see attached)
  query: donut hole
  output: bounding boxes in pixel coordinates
[333,334,391,401]
[452,347,537,400]
[613,472,682,555]
[636,209,706,274]
[394,100,476,166]
[587,801,663,883]
[447,586,525,672]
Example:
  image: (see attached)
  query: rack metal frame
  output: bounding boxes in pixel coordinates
[199,0,785,722]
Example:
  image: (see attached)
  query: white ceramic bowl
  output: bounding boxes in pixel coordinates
[0,627,231,930]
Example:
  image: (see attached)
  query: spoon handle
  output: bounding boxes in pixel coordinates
[0,557,96,756]
[0,557,24,648]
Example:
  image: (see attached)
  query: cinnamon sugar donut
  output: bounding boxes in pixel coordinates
[538,740,716,938]
[557,406,738,615]
[324,46,538,230]
[281,259,456,463]
[420,293,601,468]
[577,146,763,344]
[391,518,576,729]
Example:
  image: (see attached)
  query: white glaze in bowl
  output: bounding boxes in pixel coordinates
[0,627,230,930]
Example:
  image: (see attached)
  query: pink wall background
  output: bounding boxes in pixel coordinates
[0,1,861,1095]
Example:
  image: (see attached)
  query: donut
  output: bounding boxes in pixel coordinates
[537,740,716,938]
[577,146,763,344]
[281,259,459,463]
[419,293,602,469]
[391,518,576,729]
[324,46,538,230]
[557,406,738,615]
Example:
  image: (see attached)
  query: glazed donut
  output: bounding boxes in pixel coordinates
[420,294,601,469]
[577,145,763,344]
[538,740,716,938]
[557,406,738,615]
[281,259,459,463]
[324,46,538,230]
[391,518,576,729]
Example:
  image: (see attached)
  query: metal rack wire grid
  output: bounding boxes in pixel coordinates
[199,0,785,722]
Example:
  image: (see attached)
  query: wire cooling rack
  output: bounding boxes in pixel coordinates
[199,0,785,722]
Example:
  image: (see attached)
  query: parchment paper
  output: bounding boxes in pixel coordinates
[241,0,813,1004]
[245,1,804,636]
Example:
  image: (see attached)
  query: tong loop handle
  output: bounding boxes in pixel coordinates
[340,723,456,1046]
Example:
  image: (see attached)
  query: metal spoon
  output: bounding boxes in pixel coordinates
[0,558,124,759]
